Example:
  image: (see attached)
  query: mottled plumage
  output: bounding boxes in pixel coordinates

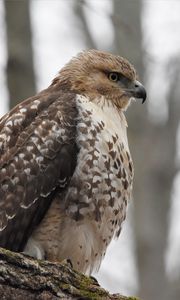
[0,50,146,274]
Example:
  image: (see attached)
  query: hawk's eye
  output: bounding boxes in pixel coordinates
[108,72,119,82]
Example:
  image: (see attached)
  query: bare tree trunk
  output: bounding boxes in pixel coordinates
[4,0,36,109]
[72,0,97,49]
[165,64,180,300]
[0,247,137,300]
[112,0,143,76]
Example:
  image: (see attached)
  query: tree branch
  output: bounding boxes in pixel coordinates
[0,247,139,300]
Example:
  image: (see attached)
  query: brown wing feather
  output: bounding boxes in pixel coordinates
[0,89,78,251]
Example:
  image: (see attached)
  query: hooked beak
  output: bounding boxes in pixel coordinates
[132,80,147,103]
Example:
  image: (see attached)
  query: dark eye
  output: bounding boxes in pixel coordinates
[108,72,119,82]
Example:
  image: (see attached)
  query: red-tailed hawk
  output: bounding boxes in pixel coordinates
[0,50,146,275]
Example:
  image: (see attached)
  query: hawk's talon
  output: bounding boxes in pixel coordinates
[61,258,73,269]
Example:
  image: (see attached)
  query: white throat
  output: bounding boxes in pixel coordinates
[76,95,129,150]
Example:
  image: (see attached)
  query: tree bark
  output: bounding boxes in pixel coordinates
[0,247,139,300]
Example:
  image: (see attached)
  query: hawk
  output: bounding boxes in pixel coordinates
[0,50,146,275]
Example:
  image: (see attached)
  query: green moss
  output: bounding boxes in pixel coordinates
[76,275,109,299]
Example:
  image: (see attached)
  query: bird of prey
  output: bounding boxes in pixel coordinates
[0,50,146,275]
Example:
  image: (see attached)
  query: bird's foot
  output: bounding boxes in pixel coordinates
[61,258,74,269]
[89,276,100,286]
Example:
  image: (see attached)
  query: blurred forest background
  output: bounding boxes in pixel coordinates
[0,0,180,300]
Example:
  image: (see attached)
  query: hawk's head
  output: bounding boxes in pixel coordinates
[53,49,146,110]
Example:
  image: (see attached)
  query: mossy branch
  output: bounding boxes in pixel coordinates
[0,247,140,300]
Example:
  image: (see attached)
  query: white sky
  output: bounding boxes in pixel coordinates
[143,0,180,124]
[0,0,180,295]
